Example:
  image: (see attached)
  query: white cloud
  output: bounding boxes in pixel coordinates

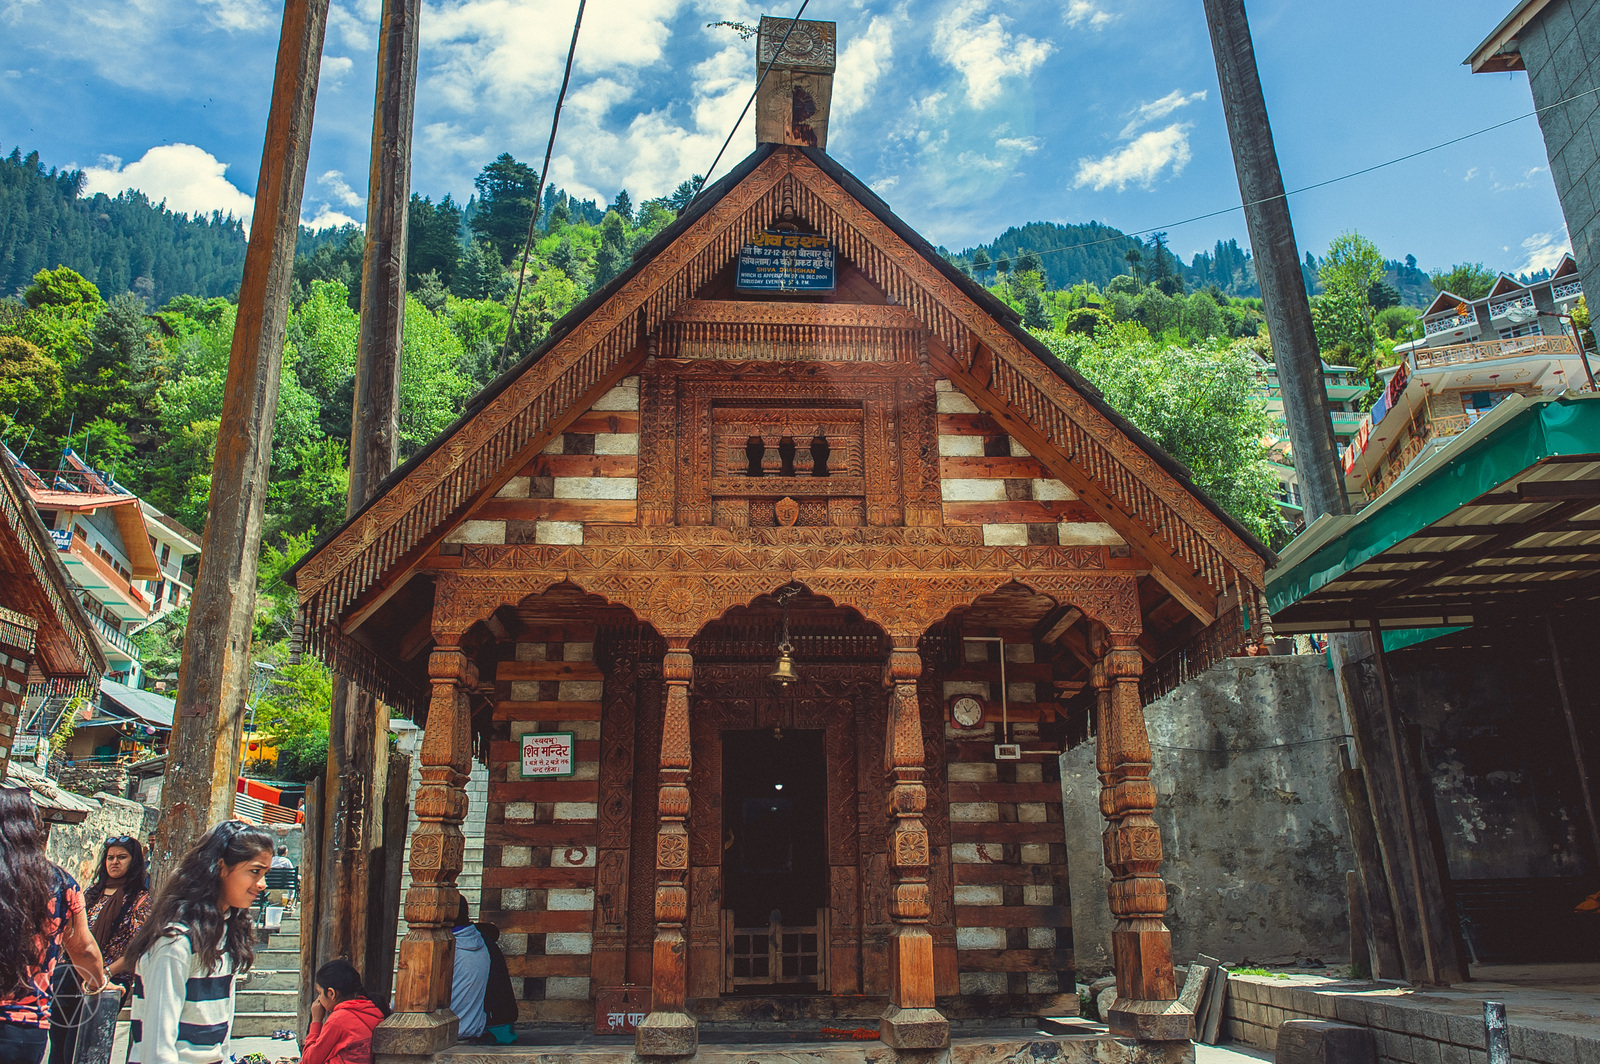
[1464,167,1479,182]
[995,135,1041,153]
[321,54,354,82]
[1065,0,1115,30]
[931,0,1054,108]
[81,144,255,226]
[1119,90,1206,138]
[318,170,364,208]
[834,15,894,120]
[198,0,273,32]
[1074,123,1193,191]
[1519,231,1572,274]
[304,204,362,230]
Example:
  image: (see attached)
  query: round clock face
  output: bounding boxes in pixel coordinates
[951,695,985,729]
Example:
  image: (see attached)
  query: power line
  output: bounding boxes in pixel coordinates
[687,1,811,208]
[976,83,1600,266]
[498,0,587,373]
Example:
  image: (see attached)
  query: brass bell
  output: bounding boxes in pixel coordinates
[768,640,799,688]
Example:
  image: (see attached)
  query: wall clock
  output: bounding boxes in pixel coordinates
[949,694,987,729]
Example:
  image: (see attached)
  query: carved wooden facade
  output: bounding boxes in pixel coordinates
[290,143,1272,1057]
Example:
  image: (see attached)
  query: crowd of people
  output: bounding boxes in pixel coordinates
[0,788,517,1064]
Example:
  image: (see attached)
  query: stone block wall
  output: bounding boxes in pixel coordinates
[482,626,602,1024]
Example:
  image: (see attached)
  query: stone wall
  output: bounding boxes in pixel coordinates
[46,791,152,884]
[1061,655,1353,977]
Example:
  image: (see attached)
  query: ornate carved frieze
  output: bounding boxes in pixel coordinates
[659,300,924,363]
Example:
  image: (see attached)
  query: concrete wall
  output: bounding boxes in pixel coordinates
[1522,0,1600,306]
[46,791,151,884]
[1061,655,1353,977]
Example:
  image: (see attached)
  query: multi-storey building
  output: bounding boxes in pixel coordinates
[1344,259,1593,503]
[1,444,201,687]
[1261,360,1369,527]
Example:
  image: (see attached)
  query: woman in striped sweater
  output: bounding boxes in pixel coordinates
[122,822,275,1064]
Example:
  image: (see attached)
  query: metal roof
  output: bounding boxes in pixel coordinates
[1267,392,1600,633]
[98,678,175,728]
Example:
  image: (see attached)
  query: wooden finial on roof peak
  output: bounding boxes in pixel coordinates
[756,15,837,151]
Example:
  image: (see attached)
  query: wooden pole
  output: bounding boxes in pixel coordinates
[1544,616,1600,864]
[1201,0,1346,523]
[154,0,329,871]
[317,0,420,976]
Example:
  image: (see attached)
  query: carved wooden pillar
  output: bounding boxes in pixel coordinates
[879,645,949,1050]
[374,644,475,1062]
[636,646,698,1056]
[1098,632,1186,1040]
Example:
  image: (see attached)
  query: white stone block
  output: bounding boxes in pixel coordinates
[950,802,1000,822]
[516,643,548,662]
[1023,884,1053,905]
[944,680,990,699]
[560,721,600,742]
[554,477,637,500]
[572,761,599,781]
[545,977,591,999]
[1003,643,1035,663]
[504,802,538,821]
[1058,522,1125,546]
[941,478,1008,502]
[959,973,1009,996]
[1032,478,1076,501]
[951,843,983,864]
[1027,972,1061,994]
[937,390,980,414]
[501,888,528,910]
[510,681,540,702]
[536,520,584,545]
[500,933,528,956]
[541,437,565,455]
[948,762,998,782]
[496,477,531,499]
[1017,802,1048,823]
[1009,437,1030,457]
[564,642,595,661]
[553,802,598,822]
[963,641,990,662]
[501,846,532,867]
[1015,763,1043,783]
[1027,927,1055,949]
[592,378,640,411]
[983,524,1029,546]
[1020,843,1051,863]
[554,845,596,868]
[548,889,596,911]
[560,680,603,701]
[593,433,639,455]
[935,379,954,392]
[545,932,593,954]
[955,927,1007,951]
[1007,682,1037,703]
[953,885,1004,906]
[444,520,507,544]
[939,435,984,456]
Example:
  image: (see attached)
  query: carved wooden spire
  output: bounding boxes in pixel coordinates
[755,16,837,150]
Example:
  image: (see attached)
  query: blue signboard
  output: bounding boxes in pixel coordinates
[49,529,71,551]
[736,231,836,291]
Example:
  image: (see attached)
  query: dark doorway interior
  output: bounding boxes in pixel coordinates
[721,728,828,926]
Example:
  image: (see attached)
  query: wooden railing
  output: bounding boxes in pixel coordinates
[1413,333,1577,369]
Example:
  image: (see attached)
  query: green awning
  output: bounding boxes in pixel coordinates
[1266,393,1600,632]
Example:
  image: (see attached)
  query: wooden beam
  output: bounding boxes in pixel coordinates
[1037,607,1082,645]
[156,0,331,870]
[927,340,1218,625]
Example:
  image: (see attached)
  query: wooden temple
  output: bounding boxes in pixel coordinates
[287,17,1274,1059]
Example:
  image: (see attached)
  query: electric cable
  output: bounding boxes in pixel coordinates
[686,0,811,209]
[498,0,587,373]
[969,82,1600,266]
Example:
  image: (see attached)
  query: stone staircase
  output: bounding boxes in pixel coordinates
[234,914,304,1038]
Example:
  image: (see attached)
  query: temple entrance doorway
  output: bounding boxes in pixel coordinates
[720,728,829,992]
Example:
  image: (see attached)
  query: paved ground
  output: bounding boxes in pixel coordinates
[110,1024,301,1064]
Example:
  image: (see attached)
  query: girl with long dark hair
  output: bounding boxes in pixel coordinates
[49,836,153,1064]
[0,788,107,1064]
[300,961,388,1064]
[123,821,273,1064]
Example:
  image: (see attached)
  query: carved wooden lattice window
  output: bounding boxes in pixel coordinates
[723,909,829,989]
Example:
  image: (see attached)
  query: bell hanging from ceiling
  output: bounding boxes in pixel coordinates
[768,639,799,689]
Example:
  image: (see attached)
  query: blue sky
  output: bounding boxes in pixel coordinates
[0,0,1575,276]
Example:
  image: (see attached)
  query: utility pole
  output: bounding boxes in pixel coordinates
[314,0,420,981]
[1202,0,1467,985]
[154,0,330,871]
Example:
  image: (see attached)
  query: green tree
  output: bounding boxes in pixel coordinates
[398,295,473,455]
[1429,262,1496,299]
[1016,250,1044,278]
[592,210,630,290]
[1033,321,1284,545]
[995,254,1011,277]
[1314,231,1386,381]
[471,154,541,264]
[454,240,500,300]
[0,337,65,437]
[407,194,464,288]
[971,248,991,279]
[23,267,103,310]
[608,189,633,225]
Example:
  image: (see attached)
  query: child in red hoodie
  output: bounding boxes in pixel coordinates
[302,961,387,1064]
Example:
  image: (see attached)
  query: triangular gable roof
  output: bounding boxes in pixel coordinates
[1423,290,1475,317]
[1487,274,1527,299]
[1552,253,1579,280]
[288,146,1271,640]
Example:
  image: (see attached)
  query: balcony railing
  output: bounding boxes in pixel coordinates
[1489,294,1536,318]
[1424,312,1477,336]
[1555,281,1583,301]
[86,611,141,661]
[1413,333,1577,369]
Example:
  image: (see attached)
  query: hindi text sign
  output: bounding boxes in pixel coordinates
[736,231,836,291]
[520,731,575,778]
